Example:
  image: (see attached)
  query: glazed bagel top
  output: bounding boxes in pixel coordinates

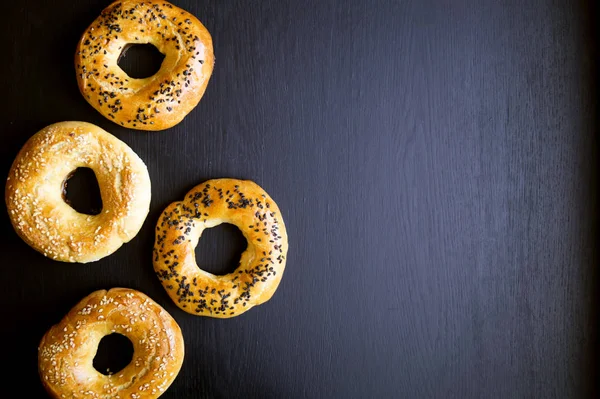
[38,288,184,399]
[5,121,151,263]
[75,0,214,131]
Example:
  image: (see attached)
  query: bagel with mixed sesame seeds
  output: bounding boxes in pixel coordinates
[38,287,185,399]
[5,121,151,263]
[75,0,214,131]
[153,178,289,318]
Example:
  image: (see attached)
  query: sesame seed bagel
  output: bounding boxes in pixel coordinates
[38,288,185,399]
[153,179,289,318]
[5,121,151,263]
[75,0,214,131]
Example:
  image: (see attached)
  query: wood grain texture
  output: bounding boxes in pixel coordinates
[0,0,597,398]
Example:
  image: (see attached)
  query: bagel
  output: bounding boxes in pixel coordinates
[153,178,289,318]
[75,0,214,131]
[38,288,184,398]
[5,121,151,263]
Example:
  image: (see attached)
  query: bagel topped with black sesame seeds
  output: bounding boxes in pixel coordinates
[153,179,289,318]
[75,0,214,131]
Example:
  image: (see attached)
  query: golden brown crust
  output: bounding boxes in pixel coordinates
[75,0,214,131]
[38,288,184,399]
[153,178,289,318]
[5,121,151,263]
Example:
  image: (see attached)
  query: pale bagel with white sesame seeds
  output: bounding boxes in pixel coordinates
[75,0,214,131]
[38,287,185,399]
[5,121,151,263]
[153,178,288,318]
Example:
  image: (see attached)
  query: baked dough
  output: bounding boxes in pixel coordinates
[153,178,289,318]
[38,287,184,398]
[75,0,214,131]
[5,121,151,263]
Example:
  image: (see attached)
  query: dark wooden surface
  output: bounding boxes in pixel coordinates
[0,0,598,398]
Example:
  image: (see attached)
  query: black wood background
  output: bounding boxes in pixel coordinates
[1,0,598,398]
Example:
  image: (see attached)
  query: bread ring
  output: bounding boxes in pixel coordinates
[75,0,214,131]
[153,178,289,318]
[5,121,151,263]
[38,288,184,398]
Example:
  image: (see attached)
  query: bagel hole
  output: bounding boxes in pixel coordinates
[62,167,103,215]
[93,333,134,375]
[195,223,248,276]
[118,43,165,79]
